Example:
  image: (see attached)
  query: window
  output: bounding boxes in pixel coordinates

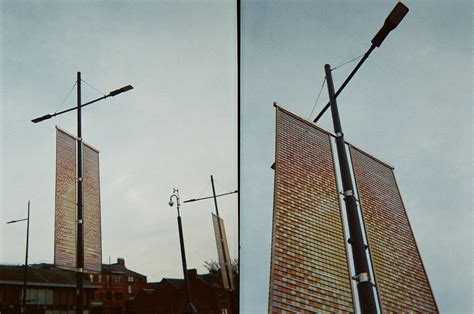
[98,275,102,282]
[89,274,94,282]
[115,292,124,300]
[128,285,132,294]
[26,289,53,305]
[112,275,122,283]
[128,276,134,282]
[95,292,104,301]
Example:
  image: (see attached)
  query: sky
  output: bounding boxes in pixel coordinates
[0,0,237,284]
[240,1,472,313]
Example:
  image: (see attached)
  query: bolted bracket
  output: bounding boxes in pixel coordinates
[77,267,84,273]
[343,189,354,197]
[352,272,370,283]
[77,219,83,224]
[335,132,344,138]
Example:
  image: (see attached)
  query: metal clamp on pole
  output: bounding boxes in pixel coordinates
[343,190,354,197]
[353,272,370,283]
[343,190,355,200]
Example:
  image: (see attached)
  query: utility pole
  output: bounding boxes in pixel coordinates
[325,64,377,312]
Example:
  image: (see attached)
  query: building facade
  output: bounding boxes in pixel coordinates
[130,269,234,314]
[0,264,100,314]
[89,258,147,314]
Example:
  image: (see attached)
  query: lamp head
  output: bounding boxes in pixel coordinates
[371,2,409,48]
[169,199,174,207]
[108,85,134,97]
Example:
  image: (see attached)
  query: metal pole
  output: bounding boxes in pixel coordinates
[210,175,232,290]
[21,201,30,313]
[324,64,377,313]
[76,71,84,314]
[108,256,112,314]
[313,45,375,123]
[169,190,196,313]
[210,176,220,217]
[176,205,194,313]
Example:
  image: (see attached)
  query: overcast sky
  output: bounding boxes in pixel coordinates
[0,0,237,283]
[240,0,472,313]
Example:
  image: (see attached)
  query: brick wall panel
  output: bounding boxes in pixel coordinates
[269,107,354,313]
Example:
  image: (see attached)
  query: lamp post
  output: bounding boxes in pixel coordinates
[6,201,31,313]
[317,2,409,313]
[168,189,197,313]
[313,2,409,123]
[32,72,133,314]
[183,175,238,290]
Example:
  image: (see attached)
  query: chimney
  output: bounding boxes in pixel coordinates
[117,258,125,267]
[187,269,197,280]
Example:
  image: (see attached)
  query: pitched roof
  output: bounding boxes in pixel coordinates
[0,264,100,288]
[101,262,146,277]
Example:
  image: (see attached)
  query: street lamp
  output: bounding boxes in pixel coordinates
[32,72,133,314]
[6,201,31,314]
[313,2,409,123]
[317,2,409,313]
[183,175,238,290]
[168,189,197,314]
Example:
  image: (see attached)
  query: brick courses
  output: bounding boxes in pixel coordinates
[269,106,354,313]
[350,146,438,313]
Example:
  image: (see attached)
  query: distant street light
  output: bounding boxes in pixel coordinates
[6,201,31,314]
[168,189,198,314]
[313,2,409,123]
[32,72,133,314]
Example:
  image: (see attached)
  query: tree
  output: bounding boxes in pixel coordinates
[203,258,239,313]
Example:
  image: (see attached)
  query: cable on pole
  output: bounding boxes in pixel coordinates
[54,82,77,114]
